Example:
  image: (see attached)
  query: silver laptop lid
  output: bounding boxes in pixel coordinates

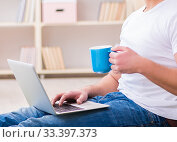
[7,59,56,115]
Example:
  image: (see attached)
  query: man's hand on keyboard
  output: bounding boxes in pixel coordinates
[52,89,89,106]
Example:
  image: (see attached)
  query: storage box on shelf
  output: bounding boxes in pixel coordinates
[0,0,125,78]
[42,0,77,23]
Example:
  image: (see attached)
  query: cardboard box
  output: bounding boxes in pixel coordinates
[42,0,77,23]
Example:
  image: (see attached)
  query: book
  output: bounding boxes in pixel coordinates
[24,0,30,22]
[17,0,36,23]
[103,2,111,21]
[52,47,61,70]
[120,2,126,21]
[98,2,126,22]
[42,47,65,70]
[112,2,119,21]
[47,47,56,69]
[108,2,115,21]
[115,2,126,21]
[20,47,36,65]
[42,47,51,70]
[111,2,117,21]
[29,0,35,23]
[99,2,106,21]
[17,0,26,23]
[56,47,65,69]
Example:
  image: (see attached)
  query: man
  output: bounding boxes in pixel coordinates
[0,0,177,127]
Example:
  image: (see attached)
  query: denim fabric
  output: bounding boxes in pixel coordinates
[0,92,169,127]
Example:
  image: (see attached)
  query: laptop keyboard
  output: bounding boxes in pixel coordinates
[53,103,84,113]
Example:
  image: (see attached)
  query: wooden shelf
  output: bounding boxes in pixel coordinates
[0,23,35,27]
[78,21,124,26]
[42,21,124,27]
[0,21,124,28]
[0,70,13,75]
[39,68,93,75]
[0,68,96,76]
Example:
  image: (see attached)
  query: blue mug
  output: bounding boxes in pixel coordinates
[89,45,112,73]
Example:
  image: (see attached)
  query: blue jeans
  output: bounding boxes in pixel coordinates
[0,92,169,127]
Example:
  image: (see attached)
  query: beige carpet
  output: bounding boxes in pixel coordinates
[0,77,101,114]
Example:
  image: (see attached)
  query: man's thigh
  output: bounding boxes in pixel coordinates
[97,92,168,127]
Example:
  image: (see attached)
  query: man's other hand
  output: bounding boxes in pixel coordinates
[109,46,144,74]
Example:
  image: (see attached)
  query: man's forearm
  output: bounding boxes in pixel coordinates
[82,72,120,98]
[139,57,177,95]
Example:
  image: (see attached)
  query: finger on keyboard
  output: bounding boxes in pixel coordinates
[59,94,68,106]
[53,93,64,105]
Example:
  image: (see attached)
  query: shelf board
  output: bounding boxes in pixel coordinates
[0,68,104,78]
[78,21,124,26]
[0,23,35,27]
[0,70,13,75]
[42,21,124,27]
[39,68,94,75]
[0,68,94,76]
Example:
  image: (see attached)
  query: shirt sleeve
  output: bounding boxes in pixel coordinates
[169,14,177,55]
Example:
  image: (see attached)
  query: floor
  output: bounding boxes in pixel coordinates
[0,77,101,114]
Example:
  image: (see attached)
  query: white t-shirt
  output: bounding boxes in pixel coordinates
[118,0,177,120]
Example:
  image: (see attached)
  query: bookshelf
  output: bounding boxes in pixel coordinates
[0,23,35,27]
[0,70,13,75]
[0,0,127,78]
[42,21,124,27]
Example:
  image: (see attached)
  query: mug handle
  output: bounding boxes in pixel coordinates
[108,44,120,53]
[108,51,117,53]
[108,51,116,67]
[108,44,120,67]
[108,50,120,67]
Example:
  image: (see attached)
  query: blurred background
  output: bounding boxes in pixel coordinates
[0,0,145,113]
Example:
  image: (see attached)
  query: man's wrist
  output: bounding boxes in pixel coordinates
[82,84,103,98]
[136,56,151,74]
[81,85,96,98]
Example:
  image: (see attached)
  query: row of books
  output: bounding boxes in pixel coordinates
[99,2,126,22]
[17,0,36,23]
[42,47,65,70]
[19,47,65,70]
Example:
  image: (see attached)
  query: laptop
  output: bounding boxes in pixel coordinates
[7,59,109,115]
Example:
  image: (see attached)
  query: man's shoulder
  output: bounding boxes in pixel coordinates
[157,0,177,24]
[165,0,177,24]
[165,0,177,15]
